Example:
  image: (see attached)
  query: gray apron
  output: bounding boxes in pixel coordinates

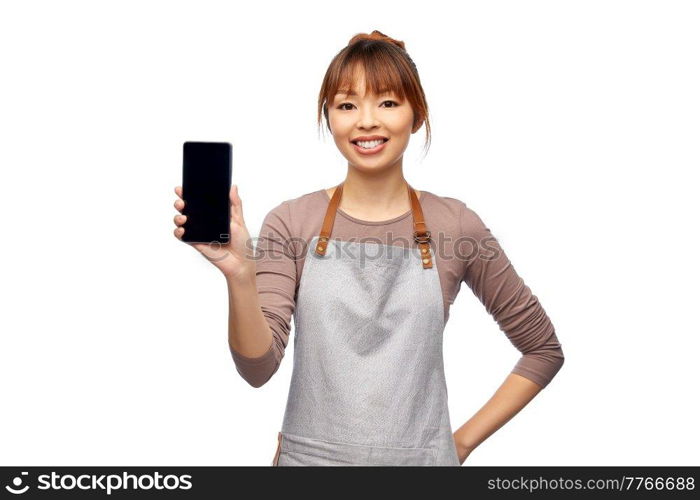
[272,182,460,466]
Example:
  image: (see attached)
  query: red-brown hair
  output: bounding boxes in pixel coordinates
[317,30,432,156]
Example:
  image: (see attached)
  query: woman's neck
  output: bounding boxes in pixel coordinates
[326,169,420,221]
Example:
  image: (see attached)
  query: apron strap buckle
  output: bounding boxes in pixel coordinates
[413,230,431,244]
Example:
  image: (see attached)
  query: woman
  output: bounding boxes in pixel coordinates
[173,30,564,466]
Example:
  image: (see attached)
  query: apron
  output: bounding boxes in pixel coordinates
[271,181,460,466]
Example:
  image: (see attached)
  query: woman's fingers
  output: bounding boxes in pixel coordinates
[174,186,185,214]
[174,187,185,240]
[173,183,185,237]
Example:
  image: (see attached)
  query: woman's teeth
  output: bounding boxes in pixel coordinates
[356,139,385,149]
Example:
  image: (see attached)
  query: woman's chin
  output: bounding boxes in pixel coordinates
[348,160,396,173]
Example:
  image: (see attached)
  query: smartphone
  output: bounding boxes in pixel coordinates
[181,141,232,244]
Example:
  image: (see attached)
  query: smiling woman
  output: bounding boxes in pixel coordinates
[211,29,564,468]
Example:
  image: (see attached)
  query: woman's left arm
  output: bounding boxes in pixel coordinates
[453,373,543,464]
[455,203,565,463]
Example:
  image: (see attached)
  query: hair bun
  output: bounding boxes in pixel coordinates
[348,30,406,50]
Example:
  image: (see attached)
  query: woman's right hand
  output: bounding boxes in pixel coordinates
[173,184,256,281]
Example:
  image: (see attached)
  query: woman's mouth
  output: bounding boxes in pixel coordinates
[351,138,389,155]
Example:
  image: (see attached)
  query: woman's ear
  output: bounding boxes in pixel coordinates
[412,115,424,133]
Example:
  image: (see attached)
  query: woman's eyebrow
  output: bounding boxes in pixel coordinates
[335,88,393,97]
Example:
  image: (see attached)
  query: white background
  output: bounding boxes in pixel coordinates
[1,0,698,466]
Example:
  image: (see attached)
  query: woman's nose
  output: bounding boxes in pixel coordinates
[357,106,380,128]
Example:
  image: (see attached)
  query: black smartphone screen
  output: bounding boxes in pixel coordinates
[181,141,232,244]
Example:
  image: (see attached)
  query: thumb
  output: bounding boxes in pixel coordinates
[230,184,244,223]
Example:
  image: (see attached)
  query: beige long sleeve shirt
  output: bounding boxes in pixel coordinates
[230,188,564,389]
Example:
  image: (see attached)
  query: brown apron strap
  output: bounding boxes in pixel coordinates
[407,182,433,269]
[271,431,283,466]
[315,182,343,256]
[315,181,433,269]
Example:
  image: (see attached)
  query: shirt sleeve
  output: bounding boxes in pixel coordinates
[459,203,564,388]
[229,201,296,387]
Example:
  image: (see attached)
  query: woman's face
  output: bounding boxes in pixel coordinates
[328,68,420,172]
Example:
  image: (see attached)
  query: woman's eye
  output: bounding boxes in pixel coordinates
[337,100,399,110]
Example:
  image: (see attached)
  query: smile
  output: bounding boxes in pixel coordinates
[351,138,389,155]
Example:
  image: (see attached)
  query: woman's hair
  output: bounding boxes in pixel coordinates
[317,30,432,156]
